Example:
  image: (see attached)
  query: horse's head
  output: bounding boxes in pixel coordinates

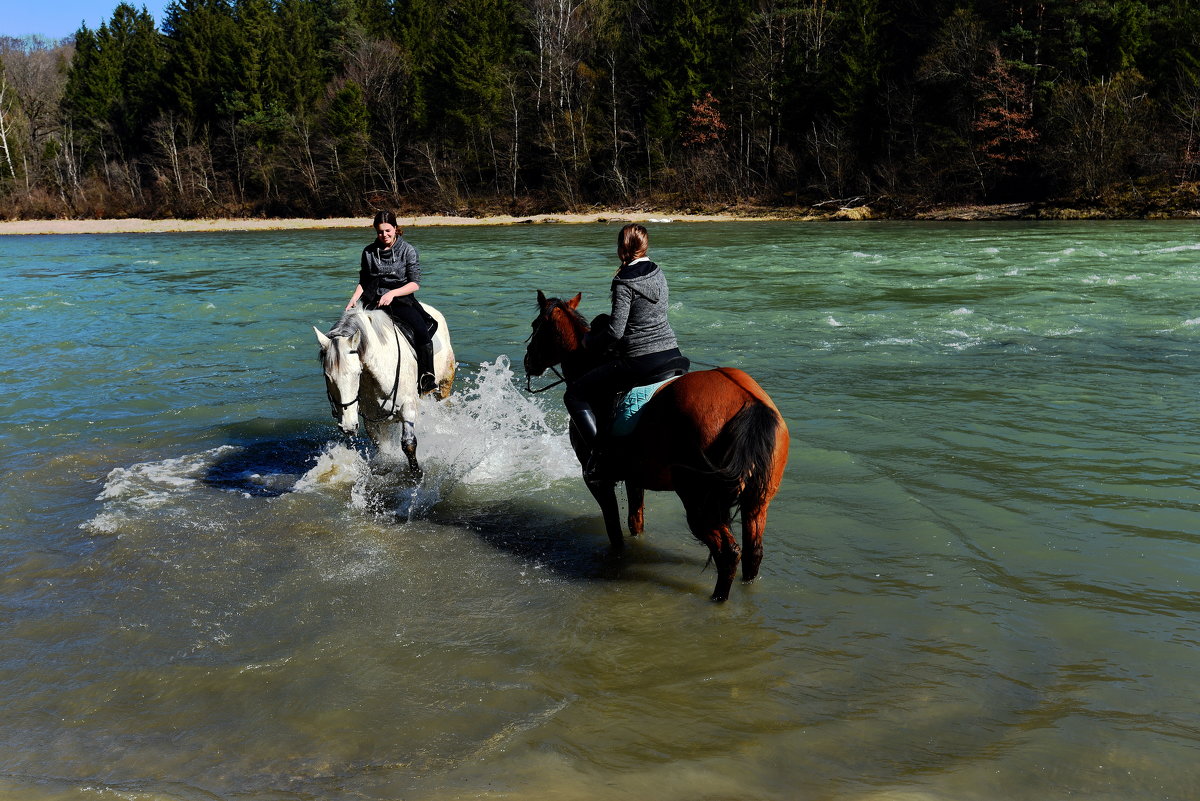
[315,325,364,434]
[524,290,587,378]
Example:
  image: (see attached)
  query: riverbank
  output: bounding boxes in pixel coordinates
[0,211,799,235]
[2,197,1198,235]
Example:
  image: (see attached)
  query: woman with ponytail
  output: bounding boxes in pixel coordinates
[563,223,689,478]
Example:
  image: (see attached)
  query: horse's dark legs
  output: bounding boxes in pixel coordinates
[705,525,741,602]
[679,486,740,601]
[573,424,623,550]
[586,478,625,550]
[401,421,422,480]
[626,483,645,537]
[740,504,767,583]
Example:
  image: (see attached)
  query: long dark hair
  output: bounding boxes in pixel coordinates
[372,210,401,234]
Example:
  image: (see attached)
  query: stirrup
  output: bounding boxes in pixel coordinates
[418,372,437,395]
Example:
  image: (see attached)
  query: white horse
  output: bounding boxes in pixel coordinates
[314,303,455,476]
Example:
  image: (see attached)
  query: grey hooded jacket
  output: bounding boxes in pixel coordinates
[604,260,679,358]
[359,238,421,307]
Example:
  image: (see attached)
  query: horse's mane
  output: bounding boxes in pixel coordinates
[328,307,362,339]
[322,309,368,372]
[543,297,590,331]
[323,307,401,372]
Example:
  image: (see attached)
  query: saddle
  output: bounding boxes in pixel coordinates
[378,303,438,349]
[608,353,691,438]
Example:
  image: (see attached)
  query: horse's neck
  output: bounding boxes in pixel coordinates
[359,320,409,395]
[561,322,603,382]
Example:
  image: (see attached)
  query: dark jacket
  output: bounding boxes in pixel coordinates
[603,259,679,358]
[359,238,420,307]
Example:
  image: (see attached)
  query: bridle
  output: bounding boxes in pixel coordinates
[524,309,568,394]
[323,321,406,423]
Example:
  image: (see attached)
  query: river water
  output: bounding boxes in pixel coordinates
[0,221,1197,800]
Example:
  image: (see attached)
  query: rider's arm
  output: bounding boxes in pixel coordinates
[605,281,633,341]
[378,281,420,305]
[346,283,364,310]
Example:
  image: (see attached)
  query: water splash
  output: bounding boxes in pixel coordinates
[83,446,240,534]
[296,355,579,519]
[413,355,578,486]
[83,357,580,532]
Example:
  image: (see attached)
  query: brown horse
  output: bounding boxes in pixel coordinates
[524,291,790,601]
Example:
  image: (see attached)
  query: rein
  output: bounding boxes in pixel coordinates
[525,365,566,394]
[359,321,405,423]
[325,321,407,423]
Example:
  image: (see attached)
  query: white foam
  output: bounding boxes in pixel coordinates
[82,446,240,534]
[96,446,238,504]
[84,359,581,529]
[294,442,369,491]
[950,307,973,316]
[414,355,578,487]
[826,316,844,327]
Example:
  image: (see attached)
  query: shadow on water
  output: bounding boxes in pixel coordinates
[433,494,701,588]
[202,418,705,592]
[202,418,342,497]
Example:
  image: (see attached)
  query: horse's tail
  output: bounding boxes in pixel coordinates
[707,398,785,519]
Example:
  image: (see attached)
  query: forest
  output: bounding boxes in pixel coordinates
[0,0,1198,219]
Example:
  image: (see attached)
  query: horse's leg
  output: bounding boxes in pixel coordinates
[586,478,625,550]
[678,483,740,602]
[626,482,645,537]
[700,515,740,602]
[401,420,422,480]
[740,503,767,583]
[742,428,788,583]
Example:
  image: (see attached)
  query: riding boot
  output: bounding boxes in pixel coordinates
[565,402,609,482]
[416,341,436,395]
[567,403,599,446]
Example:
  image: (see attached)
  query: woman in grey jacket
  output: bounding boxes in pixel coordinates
[345,210,437,394]
[565,223,689,477]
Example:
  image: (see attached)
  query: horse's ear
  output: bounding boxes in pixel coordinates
[567,293,582,310]
[314,327,332,350]
[537,290,547,308]
[349,330,362,351]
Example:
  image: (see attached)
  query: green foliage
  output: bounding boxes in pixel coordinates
[16,0,1200,217]
[429,0,518,136]
[637,0,743,144]
[63,4,164,154]
[163,0,241,121]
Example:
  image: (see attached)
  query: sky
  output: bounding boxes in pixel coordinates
[1,0,173,40]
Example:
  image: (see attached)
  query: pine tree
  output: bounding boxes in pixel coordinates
[162,0,241,123]
[62,4,164,158]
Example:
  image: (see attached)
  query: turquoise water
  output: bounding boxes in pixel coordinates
[0,221,1197,800]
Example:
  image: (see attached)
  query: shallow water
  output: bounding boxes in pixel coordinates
[0,221,1198,800]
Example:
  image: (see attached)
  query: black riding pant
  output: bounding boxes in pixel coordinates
[564,347,686,414]
[371,297,432,346]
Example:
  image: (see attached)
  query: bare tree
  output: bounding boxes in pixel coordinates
[0,36,72,199]
[0,67,18,180]
[1047,71,1151,197]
